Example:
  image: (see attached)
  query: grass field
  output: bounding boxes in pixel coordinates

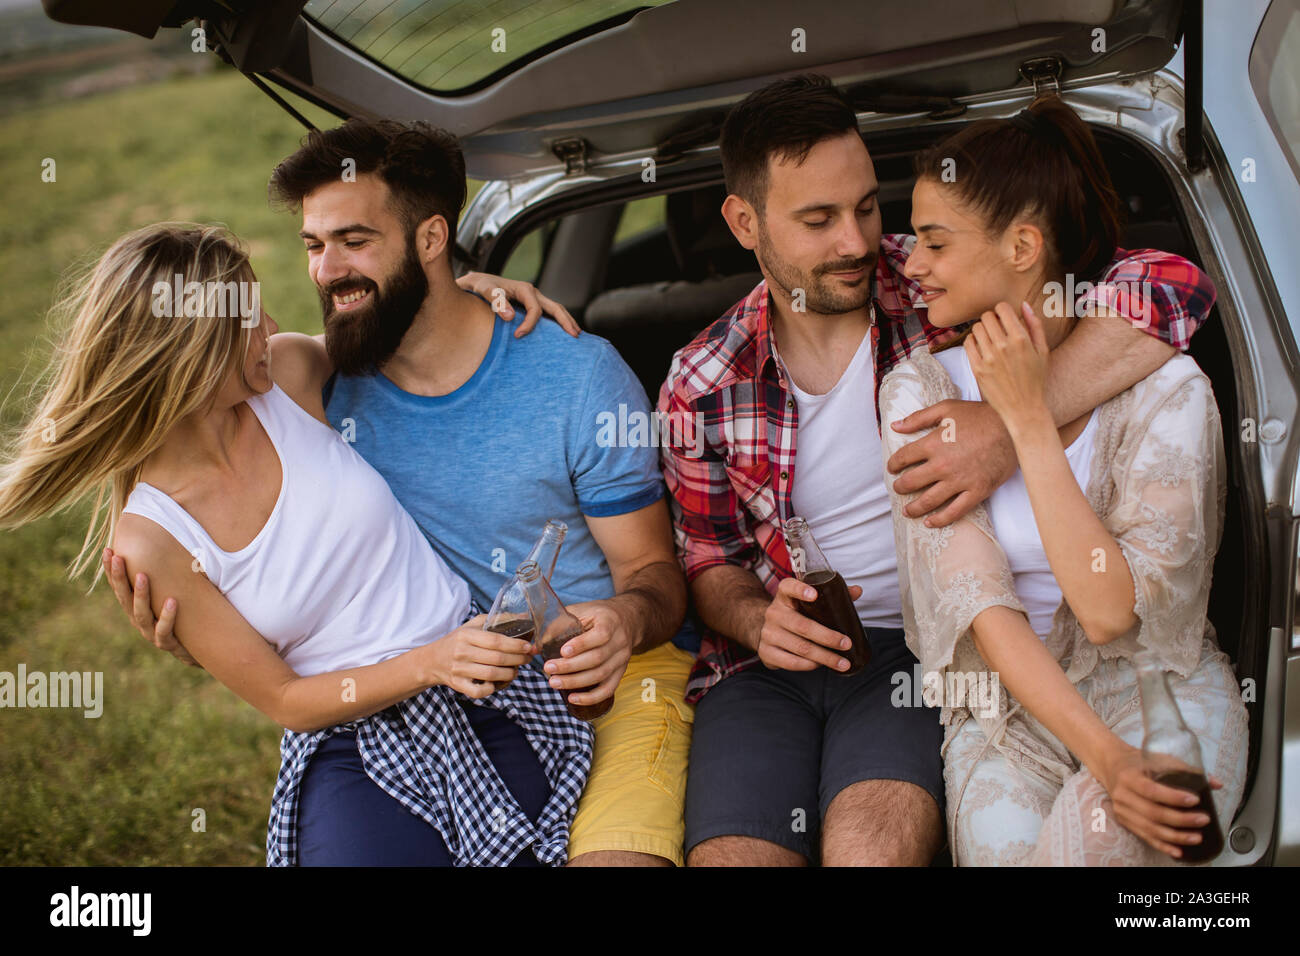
[0,64,423,866]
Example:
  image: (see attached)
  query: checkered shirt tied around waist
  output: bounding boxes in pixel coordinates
[266,606,595,866]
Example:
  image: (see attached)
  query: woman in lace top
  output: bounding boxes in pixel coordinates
[878,97,1248,865]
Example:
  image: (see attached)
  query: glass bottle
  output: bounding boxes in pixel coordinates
[477,520,568,689]
[525,519,567,581]
[1135,650,1224,863]
[517,560,612,722]
[480,566,540,691]
[522,519,567,621]
[782,516,871,674]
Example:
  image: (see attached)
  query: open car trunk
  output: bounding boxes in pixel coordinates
[43,0,1189,180]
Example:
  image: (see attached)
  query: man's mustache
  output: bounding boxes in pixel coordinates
[814,252,877,277]
[321,277,377,298]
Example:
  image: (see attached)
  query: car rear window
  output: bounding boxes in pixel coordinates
[303,0,676,94]
[1249,0,1300,182]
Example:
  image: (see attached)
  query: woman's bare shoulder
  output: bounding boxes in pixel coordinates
[113,510,192,578]
[269,333,332,425]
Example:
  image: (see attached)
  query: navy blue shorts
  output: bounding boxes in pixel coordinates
[296,700,551,866]
[683,626,944,861]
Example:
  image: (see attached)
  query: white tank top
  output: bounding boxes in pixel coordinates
[789,329,904,628]
[121,383,471,677]
[933,346,1098,639]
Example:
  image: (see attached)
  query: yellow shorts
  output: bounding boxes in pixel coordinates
[567,642,695,865]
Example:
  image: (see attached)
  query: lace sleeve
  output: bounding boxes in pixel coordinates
[1104,364,1225,678]
[878,355,1027,715]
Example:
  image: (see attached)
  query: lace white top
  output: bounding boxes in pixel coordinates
[878,346,1227,787]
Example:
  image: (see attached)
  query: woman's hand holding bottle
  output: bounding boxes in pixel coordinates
[1097,738,1224,860]
[423,614,534,698]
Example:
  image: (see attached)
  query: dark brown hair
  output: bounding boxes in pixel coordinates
[720,73,862,216]
[269,118,467,240]
[913,96,1123,280]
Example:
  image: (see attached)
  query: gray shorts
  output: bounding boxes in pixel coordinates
[683,626,944,861]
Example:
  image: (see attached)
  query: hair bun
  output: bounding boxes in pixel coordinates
[1008,105,1062,140]
[1007,109,1037,133]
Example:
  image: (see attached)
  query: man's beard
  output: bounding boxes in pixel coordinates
[756,221,876,316]
[318,240,429,376]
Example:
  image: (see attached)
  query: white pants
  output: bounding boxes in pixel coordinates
[944,639,1249,866]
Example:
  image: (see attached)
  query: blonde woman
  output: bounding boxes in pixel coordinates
[878,98,1248,865]
[0,222,592,866]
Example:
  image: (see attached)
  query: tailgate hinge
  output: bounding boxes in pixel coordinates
[1019,56,1063,97]
[552,138,591,175]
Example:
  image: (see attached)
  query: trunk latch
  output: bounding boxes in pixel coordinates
[552,138,591,175]
[1019,56,1063,97]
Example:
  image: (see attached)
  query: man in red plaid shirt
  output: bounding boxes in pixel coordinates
[658,75,1216,866]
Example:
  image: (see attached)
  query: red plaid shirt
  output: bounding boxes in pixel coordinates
[657,235,1216,703]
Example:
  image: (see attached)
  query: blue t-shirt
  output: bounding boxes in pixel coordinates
[322,308,665,619]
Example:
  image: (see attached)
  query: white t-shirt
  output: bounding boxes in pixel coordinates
[933,346,1099,639]
[789,330,904,628]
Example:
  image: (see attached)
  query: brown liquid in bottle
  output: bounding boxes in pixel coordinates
[795,569,872,675]
[1153,769,1224,863]
[484,619,535,690]
[539,626,613,722]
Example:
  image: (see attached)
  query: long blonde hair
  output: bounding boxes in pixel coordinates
[0,222,257,589]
